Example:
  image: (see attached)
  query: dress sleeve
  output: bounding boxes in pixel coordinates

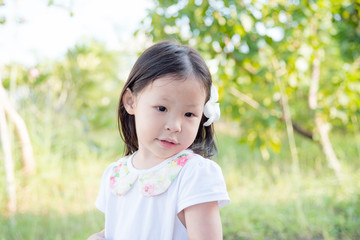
[177,157,230,213]
[95,162,116,213]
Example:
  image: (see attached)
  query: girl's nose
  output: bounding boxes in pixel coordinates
[165,115,182,132]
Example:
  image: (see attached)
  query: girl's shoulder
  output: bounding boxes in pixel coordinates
[176,151,230,211]
[180,151,224,178]
[185,152,222,169]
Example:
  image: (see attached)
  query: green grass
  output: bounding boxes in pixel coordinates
[216,131,360,240]
[1,120,360,239]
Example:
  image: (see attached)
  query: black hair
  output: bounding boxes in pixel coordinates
[118,41,217,158]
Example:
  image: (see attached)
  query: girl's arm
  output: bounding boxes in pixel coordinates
[87,229,105,240]
[184,201,223,240]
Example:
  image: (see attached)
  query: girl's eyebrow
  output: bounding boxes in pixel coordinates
[160,97,201,104]
[185,103,203,107]
[158,96,172,102]
[157,96,203,107]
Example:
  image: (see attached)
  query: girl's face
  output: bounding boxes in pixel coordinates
[123,76,207,163]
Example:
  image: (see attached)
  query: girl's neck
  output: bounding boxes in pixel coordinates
[131,152,168,170]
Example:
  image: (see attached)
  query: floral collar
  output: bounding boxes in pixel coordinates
[110,150,194,197]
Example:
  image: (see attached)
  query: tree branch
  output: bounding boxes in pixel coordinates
[0,82,35,174]
[0,94,16,215]
[230,87,313,140]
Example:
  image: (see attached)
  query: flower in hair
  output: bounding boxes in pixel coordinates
[203,85,220,126]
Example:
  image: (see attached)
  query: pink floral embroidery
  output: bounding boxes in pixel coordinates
[175,155,188,166]
[110,176,116,189]
[113,164,122,173]
[143,184,155,196]
[110,152,194,197]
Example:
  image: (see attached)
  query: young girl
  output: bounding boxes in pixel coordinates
[89,41,230,240]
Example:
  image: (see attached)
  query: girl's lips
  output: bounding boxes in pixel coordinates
[157,139,178,148]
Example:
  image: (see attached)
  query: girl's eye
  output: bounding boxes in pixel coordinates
[185,112,194,117]
[157,106,167,112]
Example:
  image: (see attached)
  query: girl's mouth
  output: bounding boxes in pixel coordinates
[158,138,178,148]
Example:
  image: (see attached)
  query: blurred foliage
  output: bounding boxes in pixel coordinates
[0,1,5,24]
[1,41,129,157]
[138,0,360,158]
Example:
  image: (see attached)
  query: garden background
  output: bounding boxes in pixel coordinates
[1,0,360,239]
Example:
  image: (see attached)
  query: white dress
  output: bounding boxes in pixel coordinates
[95,149,230,240]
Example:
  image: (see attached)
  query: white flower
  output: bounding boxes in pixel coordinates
[203,85,221,126]
[29,68,40,78]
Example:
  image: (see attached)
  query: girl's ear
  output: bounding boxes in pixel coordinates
[123,88,136,115]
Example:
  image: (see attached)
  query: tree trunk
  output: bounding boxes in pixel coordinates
[0,83,35,174]
[0,99,16,215]
[272,58,300,172]
[309,50,342,181]
[315,116,342,178]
